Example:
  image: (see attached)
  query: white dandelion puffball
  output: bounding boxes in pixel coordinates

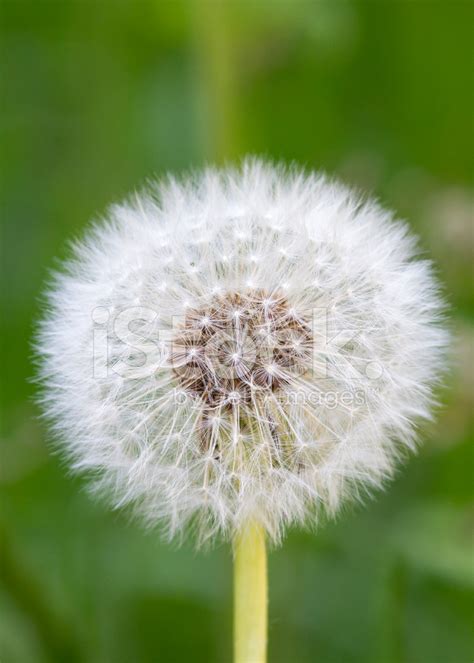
[38,159,448,544]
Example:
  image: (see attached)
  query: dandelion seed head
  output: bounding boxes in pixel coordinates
[37,159,448,545]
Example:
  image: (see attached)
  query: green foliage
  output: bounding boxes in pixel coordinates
[1,1,472,661]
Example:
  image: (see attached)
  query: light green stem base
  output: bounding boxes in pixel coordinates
[233,522,267,663]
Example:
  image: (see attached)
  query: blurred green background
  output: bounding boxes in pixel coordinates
[1,1,473,662]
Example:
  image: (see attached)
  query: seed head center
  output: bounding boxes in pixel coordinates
[172,289,312,410]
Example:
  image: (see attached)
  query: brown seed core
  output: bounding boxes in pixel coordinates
[171,290,312,412]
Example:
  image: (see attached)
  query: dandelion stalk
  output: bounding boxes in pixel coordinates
[233,522,267,663]
[192,0,240,162]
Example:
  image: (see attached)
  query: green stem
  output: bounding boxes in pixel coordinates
[192,0,241,162]
[233,521,268,663]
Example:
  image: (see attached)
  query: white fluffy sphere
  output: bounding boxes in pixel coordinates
[37,159,448,544]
